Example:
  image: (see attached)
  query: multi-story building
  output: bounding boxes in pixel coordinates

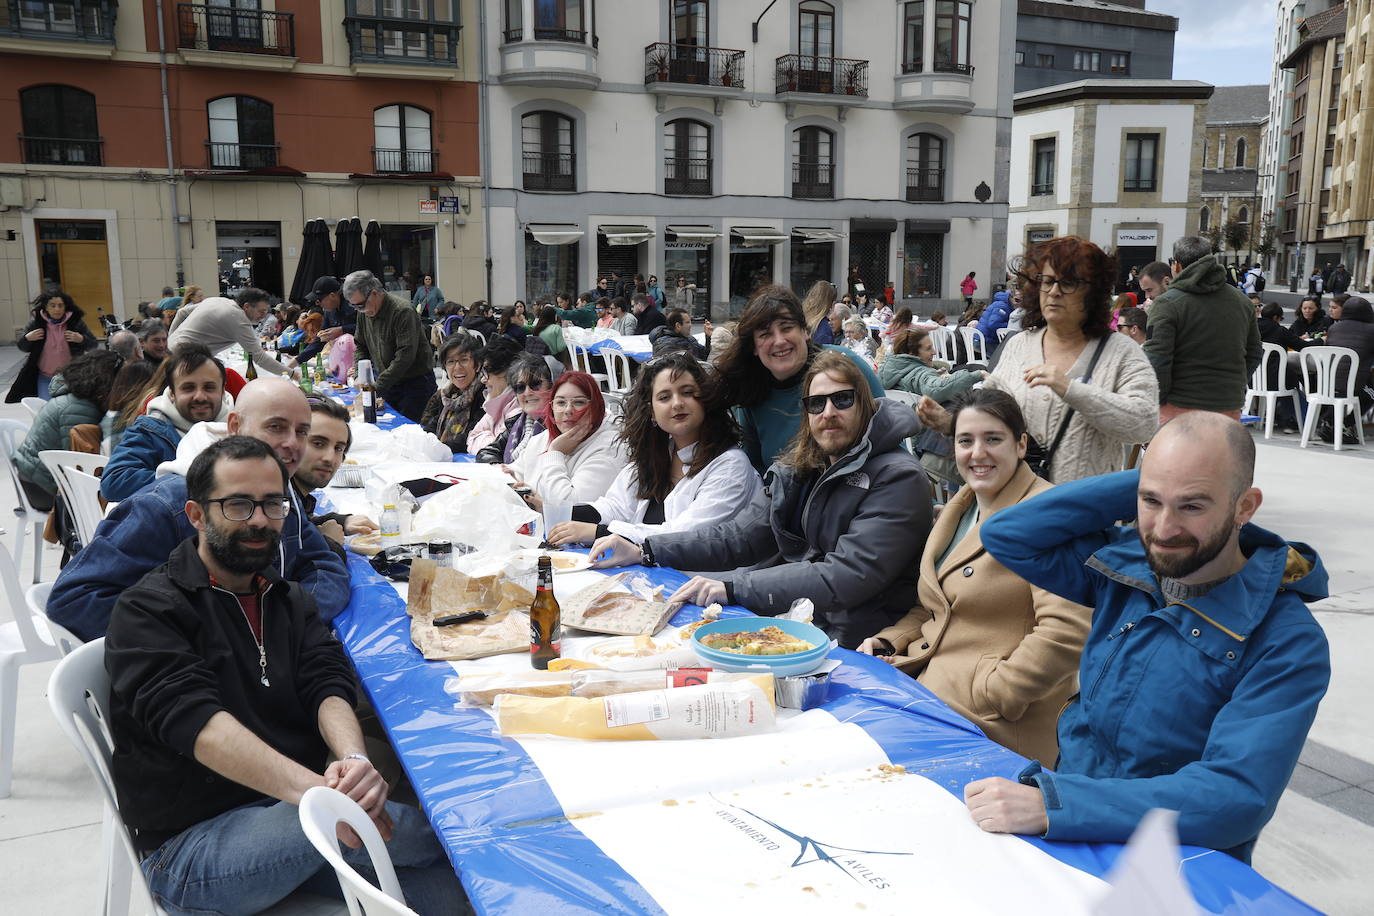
[0,0,484,338]
[1322,0,1373,288]
[1008,78,1212,283]
[1199,85,1267,269]
[1259,0,1312,280]
[480,0,1014,317]
[1014,0,1176,94]
[1278,3,1351,285]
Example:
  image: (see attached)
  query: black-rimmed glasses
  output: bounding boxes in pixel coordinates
[801,389,858,414]
[202,497,292,521]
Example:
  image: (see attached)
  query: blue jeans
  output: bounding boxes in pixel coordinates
[141,798,470,916]
[37,373,51,399]
[382,372,438,424]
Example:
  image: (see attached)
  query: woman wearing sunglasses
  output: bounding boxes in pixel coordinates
[508,370,625,508]
[918,236,1157,483]
[859,389,1090,763]
[475,354,554,464]
[546,353,763,550]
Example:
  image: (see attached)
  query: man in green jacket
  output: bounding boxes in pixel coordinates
[341,269,436,422]
[554,292,598,328]
[1143,236,1261,423]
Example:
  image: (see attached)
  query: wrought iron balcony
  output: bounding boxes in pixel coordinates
[664,157,712,196]
[933,60,974,76]
[1031,181,1054,197]
[905,167,945,202]
[522,151,576,191]
[534,27,585,42]
[502,26,522,43]
[344,9,459,66]
[373,147,436,174]
[207,141,279,170]
[644,43,744,89]
[792,162,834,199]
[775,54,868,97]
[20,134,103,166]
[0,0,115,42]
[901,59,923,74]
[177,4,295,57]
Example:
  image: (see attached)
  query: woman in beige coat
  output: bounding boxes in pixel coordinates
[859,389,1091,764]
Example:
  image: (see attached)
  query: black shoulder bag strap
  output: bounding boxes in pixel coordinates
[1041,334,1111,474]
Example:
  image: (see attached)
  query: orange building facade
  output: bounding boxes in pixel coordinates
[0,0,483,337]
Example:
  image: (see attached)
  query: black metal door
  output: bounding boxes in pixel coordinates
[848,231,890,299]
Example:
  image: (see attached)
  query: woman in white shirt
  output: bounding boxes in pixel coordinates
[508,370,625,507]
[549,352,763,548]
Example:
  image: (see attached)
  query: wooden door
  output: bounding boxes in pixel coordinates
[54,240,113,334]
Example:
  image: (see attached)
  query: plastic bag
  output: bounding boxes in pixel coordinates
[561,572,676,636]
[495,675,777,740]
[409,478,538,554]
[446,667,758,707]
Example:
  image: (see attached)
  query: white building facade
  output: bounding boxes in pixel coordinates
[479,0,1013,317]
[1008,79,1211,283]
[1259,0,1318,279]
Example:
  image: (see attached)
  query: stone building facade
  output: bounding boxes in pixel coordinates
[1199,85,1267,270]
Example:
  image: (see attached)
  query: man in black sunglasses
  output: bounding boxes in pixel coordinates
[604,350,932,648]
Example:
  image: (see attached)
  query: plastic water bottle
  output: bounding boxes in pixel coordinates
[380,504,401,544]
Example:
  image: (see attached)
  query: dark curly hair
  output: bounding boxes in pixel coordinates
[62,350,123,409]
[619,353,740,502]
[31,289,81,321]
[1012,235,1116,338]
[715,284,819,408]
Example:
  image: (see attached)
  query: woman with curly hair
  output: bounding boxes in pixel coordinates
[7,290,97,402]
[919,235,1157,483]
[547,352,764,549]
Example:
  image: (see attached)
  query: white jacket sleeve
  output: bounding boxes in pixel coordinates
[607,448,764,544]
[528,424,626,506]
[589,464,640,527]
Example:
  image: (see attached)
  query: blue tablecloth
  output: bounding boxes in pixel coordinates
[333,553,1318,916]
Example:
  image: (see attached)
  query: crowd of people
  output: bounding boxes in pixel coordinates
[4,233,1352,913]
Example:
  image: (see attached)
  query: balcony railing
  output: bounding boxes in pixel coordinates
[664,157,712,195]
[0,0,116,42]
[523,151,576,191]
[775,54,869,97]
[207,141,279,170]
[644,43,745,89]
[502,26,522,43]
[177,4,294,56]
[905,167,945,202]
[792,162,834,199]
[901,59,922,74]
[20,134,103,166]
[933,60,975,75]
[1031,181,1054,197]
[344,14,459,66]
[534,27,584,42]
[373,147,436,174]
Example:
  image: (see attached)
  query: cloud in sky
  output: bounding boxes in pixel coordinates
[1151,0,1279,87]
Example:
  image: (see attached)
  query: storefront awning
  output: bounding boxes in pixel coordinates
[598,224,655,246]
[730,226,788,246]
[792,227,845,243]
[525,224,585,246]
[665,224,722,241]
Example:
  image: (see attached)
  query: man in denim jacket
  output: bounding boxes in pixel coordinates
[969,411,1330,863]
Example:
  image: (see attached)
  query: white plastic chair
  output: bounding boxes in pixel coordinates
[569,343,609,391]
[20,397,45,420]
[48,641,346,916]
[0,542,74,798]
[929,327,957,363]
[997,327,1012,343]
[38,450,109,551]
[1299,346,1367,451]
[958,326,989,364]
[602,349,634,396]
[0,418,49,584]
[298,786,418,915]
[1243,342,1303,439]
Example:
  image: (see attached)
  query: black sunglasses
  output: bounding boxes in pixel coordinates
[801,389,858,415]
[511,379,550,394]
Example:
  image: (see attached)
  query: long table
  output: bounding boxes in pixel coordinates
[331,548,1318,916]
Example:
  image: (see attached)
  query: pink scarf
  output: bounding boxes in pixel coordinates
[38,313,73,377]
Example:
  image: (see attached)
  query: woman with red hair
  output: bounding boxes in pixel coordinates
[508,370,626,506]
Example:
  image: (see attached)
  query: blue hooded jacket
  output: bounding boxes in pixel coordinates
[48,473,351,642]
[981,470,1330,863]
[975,290,1012,345]
[101,414,181,501]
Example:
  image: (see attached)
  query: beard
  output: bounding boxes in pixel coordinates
[204,519,281,575]
[1140,519,1233,581]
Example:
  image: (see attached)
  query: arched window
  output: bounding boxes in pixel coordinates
[20,84,101,165]
[1234,137,1247,168]
[792,125,834,199]
[1199,206,1211,232]
[1237,205,1250,226]
[208,95,275,169]
[905,132,945,201]
[664,118,711,195]
[522,111,575,191]
[373,104,432,173]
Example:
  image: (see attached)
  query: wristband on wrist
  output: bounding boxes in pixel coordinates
[341,753,370,766]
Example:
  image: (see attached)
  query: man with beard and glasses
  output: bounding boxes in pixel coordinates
[105,436,467,916]
[294,396,378,548]
[594,350,932,649]
[968,411,1331,863]
[102,344,231,501]
[48,378,349,642]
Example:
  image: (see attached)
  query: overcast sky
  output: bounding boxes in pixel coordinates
[1152,0,1278,88]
